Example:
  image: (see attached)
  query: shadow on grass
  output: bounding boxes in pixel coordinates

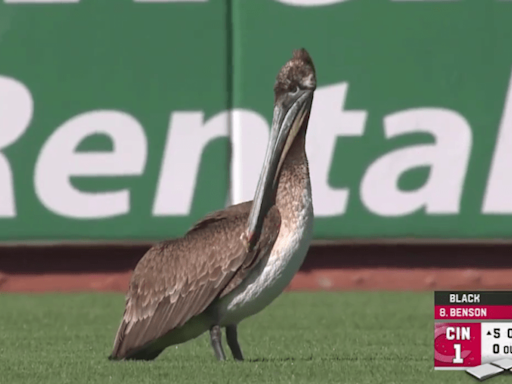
[248,357,305,363]
[248,355,428,363]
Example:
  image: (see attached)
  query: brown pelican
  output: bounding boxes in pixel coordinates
[109,48,316,362]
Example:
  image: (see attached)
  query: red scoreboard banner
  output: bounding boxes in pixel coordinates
[435,291,512,380]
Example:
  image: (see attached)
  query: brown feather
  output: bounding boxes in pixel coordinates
[110,202,281,360]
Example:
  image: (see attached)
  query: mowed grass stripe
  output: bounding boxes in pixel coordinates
[0,292,494,383]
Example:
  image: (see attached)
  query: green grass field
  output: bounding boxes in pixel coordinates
[0,291,497,384]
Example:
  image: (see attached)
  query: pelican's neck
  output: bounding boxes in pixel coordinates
[275,131,310,222]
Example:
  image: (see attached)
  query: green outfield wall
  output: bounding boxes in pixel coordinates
[1,0,512,241]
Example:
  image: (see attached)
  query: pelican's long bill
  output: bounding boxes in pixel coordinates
[245,89,313,249]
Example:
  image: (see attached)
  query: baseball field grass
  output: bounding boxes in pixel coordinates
[0,291,494,384]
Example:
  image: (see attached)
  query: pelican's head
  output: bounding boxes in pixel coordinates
[245,48,316,250]
[274,48,316,111]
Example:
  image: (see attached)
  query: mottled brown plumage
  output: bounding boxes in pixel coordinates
[110,203,281,360]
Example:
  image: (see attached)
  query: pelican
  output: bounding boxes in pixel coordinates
[109,48,317,362]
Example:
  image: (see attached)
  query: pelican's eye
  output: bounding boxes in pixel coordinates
[289,85,300,96]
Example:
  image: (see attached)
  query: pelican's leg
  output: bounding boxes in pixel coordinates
[226,325,244,361]
[209,325,226,361]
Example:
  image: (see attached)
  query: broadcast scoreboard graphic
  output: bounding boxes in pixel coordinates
[435,291,512,380]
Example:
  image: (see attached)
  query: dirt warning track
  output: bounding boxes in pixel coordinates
[1,243,512,292]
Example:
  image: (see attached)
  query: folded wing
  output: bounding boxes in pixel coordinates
[110,202,281,360]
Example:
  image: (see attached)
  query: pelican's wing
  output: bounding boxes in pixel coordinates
[186,201,253,233]
[110,202,281,360]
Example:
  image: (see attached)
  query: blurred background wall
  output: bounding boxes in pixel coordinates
[1,0,512,292]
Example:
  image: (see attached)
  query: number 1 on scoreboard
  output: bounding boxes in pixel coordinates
[453,344,464,363]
